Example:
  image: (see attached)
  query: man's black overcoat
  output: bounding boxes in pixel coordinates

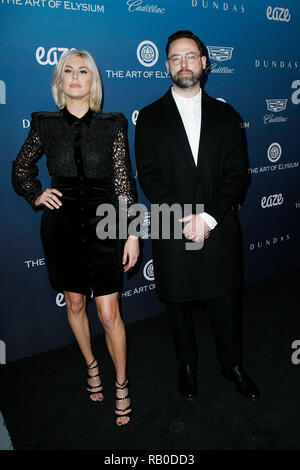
[135,88,247,302]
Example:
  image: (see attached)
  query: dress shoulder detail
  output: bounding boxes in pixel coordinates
[97,112,127,123]
[31,111,62,121]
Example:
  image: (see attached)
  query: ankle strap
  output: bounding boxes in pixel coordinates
[116,378,128,389]
[86,358,97,369]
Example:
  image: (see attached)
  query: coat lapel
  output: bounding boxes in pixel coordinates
[196,91,213,179]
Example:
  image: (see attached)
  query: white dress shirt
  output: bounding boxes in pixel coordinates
[172,87,217,230]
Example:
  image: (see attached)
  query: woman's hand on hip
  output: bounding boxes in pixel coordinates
[123,236,139,272]
[35,188,63,210]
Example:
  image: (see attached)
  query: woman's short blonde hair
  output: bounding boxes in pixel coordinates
[52,49,102,112]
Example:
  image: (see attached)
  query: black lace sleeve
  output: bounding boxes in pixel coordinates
[12,115,44,210]
[112,116,137,216]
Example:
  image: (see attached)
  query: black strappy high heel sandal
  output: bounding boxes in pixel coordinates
[86,358,103,402]
[115,378,132,425]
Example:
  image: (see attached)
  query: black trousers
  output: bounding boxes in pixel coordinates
[167,290,243,372]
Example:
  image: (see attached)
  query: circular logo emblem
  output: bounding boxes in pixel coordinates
[267,142,282,163]
[143,259,155,281]
[137,41,159,67]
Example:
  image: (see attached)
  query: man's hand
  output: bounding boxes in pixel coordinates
[179,214,211,242]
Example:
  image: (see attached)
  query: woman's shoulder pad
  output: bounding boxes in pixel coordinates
[31,111,62,121]
[96,112,127,122]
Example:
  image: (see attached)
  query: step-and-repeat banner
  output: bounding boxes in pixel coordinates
[0,1,299,362]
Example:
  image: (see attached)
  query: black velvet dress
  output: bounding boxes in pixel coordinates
[12,108,137,298]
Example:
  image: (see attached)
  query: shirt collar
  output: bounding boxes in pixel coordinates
[171,87,202,106]
[63,107,93,126]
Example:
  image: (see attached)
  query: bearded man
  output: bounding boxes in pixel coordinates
[135,30,259,401]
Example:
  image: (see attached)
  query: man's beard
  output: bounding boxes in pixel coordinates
[170,68,203,89]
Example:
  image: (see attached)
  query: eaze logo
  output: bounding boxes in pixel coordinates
[36,47,69,65]
[261,193,284,208]
[266,6,291,22]
[291,80,300,104]
[0,80,6,104]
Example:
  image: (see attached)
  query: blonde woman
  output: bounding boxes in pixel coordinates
[12,49,139,426]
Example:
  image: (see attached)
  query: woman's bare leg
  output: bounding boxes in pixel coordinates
[64,291,103,402]
[95,293,131,425]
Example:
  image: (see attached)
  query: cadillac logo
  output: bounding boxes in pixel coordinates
[207,46,234,62]
[266,99,288,112]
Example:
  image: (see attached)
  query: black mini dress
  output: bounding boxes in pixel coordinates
[12,108,136,298]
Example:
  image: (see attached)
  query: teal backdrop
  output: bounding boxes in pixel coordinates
[0,0,299,362]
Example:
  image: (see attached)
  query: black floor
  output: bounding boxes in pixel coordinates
[1,268,300,450]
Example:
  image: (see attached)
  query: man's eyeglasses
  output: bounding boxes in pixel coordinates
[167,53,201,65]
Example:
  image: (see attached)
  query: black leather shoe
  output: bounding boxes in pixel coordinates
[222,365,260,400]
[178,362,197,400]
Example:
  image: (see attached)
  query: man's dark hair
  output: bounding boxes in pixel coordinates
[165,30,206,58]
